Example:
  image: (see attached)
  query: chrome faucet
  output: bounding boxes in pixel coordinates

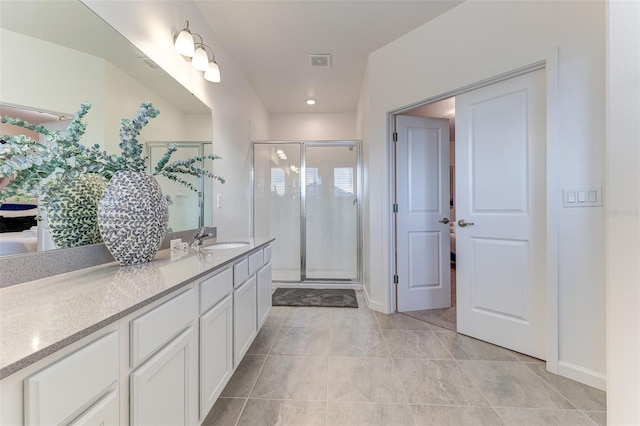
[190,226,216,248]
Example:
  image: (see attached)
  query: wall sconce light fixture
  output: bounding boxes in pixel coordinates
[174,20,221,83]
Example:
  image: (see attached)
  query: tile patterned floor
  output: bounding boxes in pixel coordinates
[202,292,606,426]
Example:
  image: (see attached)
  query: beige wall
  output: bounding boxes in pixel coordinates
[268,112,357,141]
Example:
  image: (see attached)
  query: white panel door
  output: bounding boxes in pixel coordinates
[456,70,546,359]
[200,295,233,420]
[233,276,257,367]
[396,116,451,312]
[130,327,196,426]
[257,263,273,328]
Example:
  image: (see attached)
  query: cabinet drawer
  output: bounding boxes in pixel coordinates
[24,332,118,426]
[233,258,249,287]
[200,267,233,313]
[248,249,265,276]
[263,245,272,263]
[131,288,196,368]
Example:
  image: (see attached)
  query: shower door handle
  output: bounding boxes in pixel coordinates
[353,198,358,205]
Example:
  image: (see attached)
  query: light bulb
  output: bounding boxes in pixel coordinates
[306,99,316,105]
[174,22,194,57]
[204,61,221,82]
[192,46,209,71]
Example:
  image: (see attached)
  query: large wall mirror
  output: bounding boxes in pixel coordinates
[0,0,213,257]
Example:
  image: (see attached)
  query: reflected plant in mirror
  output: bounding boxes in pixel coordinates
[0,102,224,253]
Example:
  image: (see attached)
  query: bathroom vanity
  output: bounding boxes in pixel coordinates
[0,238,273,425]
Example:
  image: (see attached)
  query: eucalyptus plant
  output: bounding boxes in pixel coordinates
[0,101,225,204]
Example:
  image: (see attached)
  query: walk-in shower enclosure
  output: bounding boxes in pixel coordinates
[253,141,361,283]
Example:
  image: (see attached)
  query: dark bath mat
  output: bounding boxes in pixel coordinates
[272,288,358,308]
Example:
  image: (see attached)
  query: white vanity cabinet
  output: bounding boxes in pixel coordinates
[233,275,257,367]
[0,240,274,426]
[129,289,198,426]
[199,267,234,420]
[23,331,119,426]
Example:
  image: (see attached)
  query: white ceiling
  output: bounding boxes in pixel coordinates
[1,1,464,116]
[195,1,463,113]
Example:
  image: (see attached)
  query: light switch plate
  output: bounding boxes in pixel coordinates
[170,238,182,250]
[563,186,603,207]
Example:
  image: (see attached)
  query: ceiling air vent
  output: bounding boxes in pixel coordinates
[309,54,331,68]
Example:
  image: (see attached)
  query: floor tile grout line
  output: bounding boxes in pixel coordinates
[579,409,605,426]
[454,357,583,414]
[430,329,504,422]
[233,307,287,426]
[325,330,330,426]
[520,362,605,412]
[489,405,602,412]
[514,361,581,411]
[376,312,418,426]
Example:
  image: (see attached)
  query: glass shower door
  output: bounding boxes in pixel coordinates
[253,143,301,281]
[304,144,359,280]
[253,142,360,282]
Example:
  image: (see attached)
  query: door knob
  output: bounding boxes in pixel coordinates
[458,219,474,227]
[439,218,450,224]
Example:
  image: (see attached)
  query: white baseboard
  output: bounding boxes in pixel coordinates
[362,286,386,313]
[558,360,606,391]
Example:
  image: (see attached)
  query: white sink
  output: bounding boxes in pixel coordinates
[201,241,250,251]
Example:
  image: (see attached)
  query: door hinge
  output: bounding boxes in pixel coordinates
[393,132,398,142]
[393,203,398,213]
[393,275,399,284]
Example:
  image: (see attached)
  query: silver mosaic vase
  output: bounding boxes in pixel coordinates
[97,171,168,266]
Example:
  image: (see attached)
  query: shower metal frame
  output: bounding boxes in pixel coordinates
[252,140,363,284]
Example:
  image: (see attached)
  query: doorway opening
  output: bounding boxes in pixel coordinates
[391,66,548,360]
[395,97,457,331]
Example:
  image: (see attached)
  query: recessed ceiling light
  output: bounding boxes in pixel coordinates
[306,99,316,105]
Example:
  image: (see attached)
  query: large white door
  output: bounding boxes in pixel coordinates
[456,70,546,359]
[396,115,451,312]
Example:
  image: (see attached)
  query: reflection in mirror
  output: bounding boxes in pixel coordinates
[0,0,213,257]
[147,142,215,232]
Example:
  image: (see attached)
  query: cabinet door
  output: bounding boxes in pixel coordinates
[69,390,118,425]
[200,294,233,420]
[257,263,273,329]
[233,276,257,367]
[130,327,196,426]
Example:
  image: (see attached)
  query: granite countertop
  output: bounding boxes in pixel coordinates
[0,237,273,380]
